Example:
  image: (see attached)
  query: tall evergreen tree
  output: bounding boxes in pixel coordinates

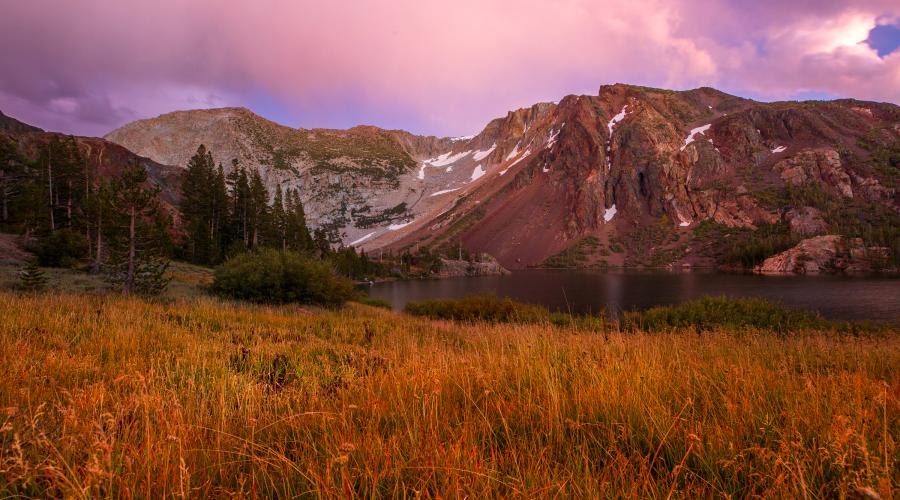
[210,163,229,257]
[0,136,26,227]
[227,160,252,248]
[105,164,171,295]
[285,188,313,253]
[271,184,287,250]
[180,145,216,263]
[247,168,269,248]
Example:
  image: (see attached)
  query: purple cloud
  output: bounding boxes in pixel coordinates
[1,0,897,138]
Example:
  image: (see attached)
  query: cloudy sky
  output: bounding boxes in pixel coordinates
[1,0,898,137]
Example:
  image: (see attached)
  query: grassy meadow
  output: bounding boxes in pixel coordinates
[0,292,897,498]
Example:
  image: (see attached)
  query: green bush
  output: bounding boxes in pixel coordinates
[404,294,550,324]
[619,296,826,333]
[36,229,88,267]
[353,295,393,310]
[212,249,354,306]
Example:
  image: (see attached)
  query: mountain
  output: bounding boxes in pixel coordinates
[102,85,900,270]
[105,107,455,245]
[0,110,43,134]
[388,84,900,269]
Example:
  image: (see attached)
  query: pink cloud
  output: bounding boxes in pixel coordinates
[0,0,896,137]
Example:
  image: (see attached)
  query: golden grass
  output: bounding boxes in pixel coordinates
[0,292,897,498]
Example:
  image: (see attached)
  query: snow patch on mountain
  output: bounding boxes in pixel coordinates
[680,124,712,151]
[429,150,472,167]
[430,188,460,197]
[772,145,787,153]
[606,106,629,166]
[472,144,497,161]
[604,204,617,222]
[470,164,486,181]
[350,232,376,246]
[388,220,414,231]
[499,150,531,176]
[607,106,628,138]
[505,143,520,161]
[420,150,472,179]
[546,129,560,149]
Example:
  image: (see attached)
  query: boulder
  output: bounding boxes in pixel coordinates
[756,235,843,274]
[438,253,510,278]
[756,235,890,274]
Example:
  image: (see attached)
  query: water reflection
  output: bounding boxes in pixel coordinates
[366,270,900,322]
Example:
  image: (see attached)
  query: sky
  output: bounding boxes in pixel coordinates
[1,0,898,138]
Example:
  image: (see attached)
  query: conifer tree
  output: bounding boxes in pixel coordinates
[272,184,287,250]
[313,227,332,257]
[180,145,215,263]
[210,163,229,257]
[248,168,269,248]
[104,164,171,295]
[227,160,252,248]
[285,188,313,252]
[17,258,47,292]
[0,136,26,226]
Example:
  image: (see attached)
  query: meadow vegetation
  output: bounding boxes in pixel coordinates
[211,249,355,306]
[0,292,896,498]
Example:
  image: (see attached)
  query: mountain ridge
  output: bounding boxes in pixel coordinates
[53,83,900,271]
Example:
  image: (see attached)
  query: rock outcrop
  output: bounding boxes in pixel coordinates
[438,254,510,278]
[756,235,892,275]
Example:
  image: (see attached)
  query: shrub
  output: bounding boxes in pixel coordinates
[17,259,47,292]
[404,294,550,324]
[619,296,826,333]
[35,229,88,267]
[353,295,393,310]
[212,249,354,306]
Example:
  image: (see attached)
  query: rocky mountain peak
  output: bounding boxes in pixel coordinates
[98,85,898,270]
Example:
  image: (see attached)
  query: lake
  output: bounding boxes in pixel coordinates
[366,270,900,322]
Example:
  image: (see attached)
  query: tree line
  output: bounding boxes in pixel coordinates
[178,145,386,279]
[0,134,170,294]
[1,135,448,293]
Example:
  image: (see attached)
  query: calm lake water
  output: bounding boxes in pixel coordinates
[366,270,900,322]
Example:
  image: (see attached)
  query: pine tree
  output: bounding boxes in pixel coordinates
[227,160,252,249]
[248,168,269,249]
[180,145,216,263]
[285,188,313,252]
[210,163,229,258]
[86,181,111,273]
[17,258,47,292]
[0,136,26,226]
[272,184,287,250]
[313,227,332,257]
[104,164,171,295]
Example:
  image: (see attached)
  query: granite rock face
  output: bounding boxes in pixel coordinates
[438,254,509,278]
[756,235,891,275]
